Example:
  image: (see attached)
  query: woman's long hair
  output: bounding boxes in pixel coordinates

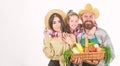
[49,13,68,33]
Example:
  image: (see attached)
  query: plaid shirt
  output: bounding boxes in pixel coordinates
[72,24,83,36]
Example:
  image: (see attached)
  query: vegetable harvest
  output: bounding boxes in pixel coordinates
[63,42,112,66]
[63,42,83,66]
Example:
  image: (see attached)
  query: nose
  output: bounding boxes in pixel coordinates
[86,16,91,20]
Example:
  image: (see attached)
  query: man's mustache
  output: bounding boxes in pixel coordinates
[84,20,93,23]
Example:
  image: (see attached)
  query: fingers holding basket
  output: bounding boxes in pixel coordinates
[71,58,83,65]
[85,60,99,65]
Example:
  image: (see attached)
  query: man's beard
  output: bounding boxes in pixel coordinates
[83,20,94,30]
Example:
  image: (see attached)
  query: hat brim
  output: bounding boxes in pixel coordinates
[45,9,66,29]
[79,8,99,18]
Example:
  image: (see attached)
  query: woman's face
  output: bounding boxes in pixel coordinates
[68,15,79,30]
[52,16,61,32]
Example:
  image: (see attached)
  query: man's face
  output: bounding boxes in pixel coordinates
[81,12,95,30]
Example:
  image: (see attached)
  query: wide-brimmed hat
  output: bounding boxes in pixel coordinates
[79,4,99,18]
[44,9,66,29]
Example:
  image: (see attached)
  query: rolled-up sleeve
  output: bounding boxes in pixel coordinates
[43,38,55,59]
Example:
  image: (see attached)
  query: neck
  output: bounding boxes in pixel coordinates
[57,31,62,37]
[84,29,90,34]
[70,28,74,33]
[56,31,61,33]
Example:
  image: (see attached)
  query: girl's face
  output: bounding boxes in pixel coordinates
[52,16,61,32]
[68,15,79,30]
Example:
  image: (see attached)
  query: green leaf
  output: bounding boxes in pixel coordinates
[88,42,95,48]
[63,49,73,66]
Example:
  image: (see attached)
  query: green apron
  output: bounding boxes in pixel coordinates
[80,34,99,46]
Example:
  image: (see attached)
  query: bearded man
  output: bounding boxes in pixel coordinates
[73,4,115,66]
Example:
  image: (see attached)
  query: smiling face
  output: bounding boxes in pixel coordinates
[49,13,66,32]
[81,12,95,30]
[67,15,79,31]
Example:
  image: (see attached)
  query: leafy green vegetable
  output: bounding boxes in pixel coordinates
[88,42,95,48]
[102,46,112,64]
[63,49,73,66]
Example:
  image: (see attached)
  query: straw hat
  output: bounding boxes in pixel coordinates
[44,9,66,29]
[79,4,99,18]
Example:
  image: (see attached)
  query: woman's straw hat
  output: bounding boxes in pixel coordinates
[45,9,66,29]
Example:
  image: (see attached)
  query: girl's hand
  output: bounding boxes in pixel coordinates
[88,26,96,36]
[62,33,74,48]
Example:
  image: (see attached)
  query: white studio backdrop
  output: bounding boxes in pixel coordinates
[0,0,120,66]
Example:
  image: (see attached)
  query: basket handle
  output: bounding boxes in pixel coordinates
[85,37,89,52]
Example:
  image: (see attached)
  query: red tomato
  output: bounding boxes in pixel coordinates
[89,46,97,52]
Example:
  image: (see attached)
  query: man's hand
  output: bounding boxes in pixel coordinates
[87,26,96,36]
[85,60,99,65]
[71,58,83,65]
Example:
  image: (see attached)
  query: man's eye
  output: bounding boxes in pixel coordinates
[90,15,93,18]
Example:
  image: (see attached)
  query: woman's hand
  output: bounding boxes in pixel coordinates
[44,28,49,38]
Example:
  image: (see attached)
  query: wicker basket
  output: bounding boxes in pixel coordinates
[70,52,105,61]
[70,37,105,62]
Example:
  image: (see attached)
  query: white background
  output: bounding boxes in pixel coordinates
[0,0,120,66]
